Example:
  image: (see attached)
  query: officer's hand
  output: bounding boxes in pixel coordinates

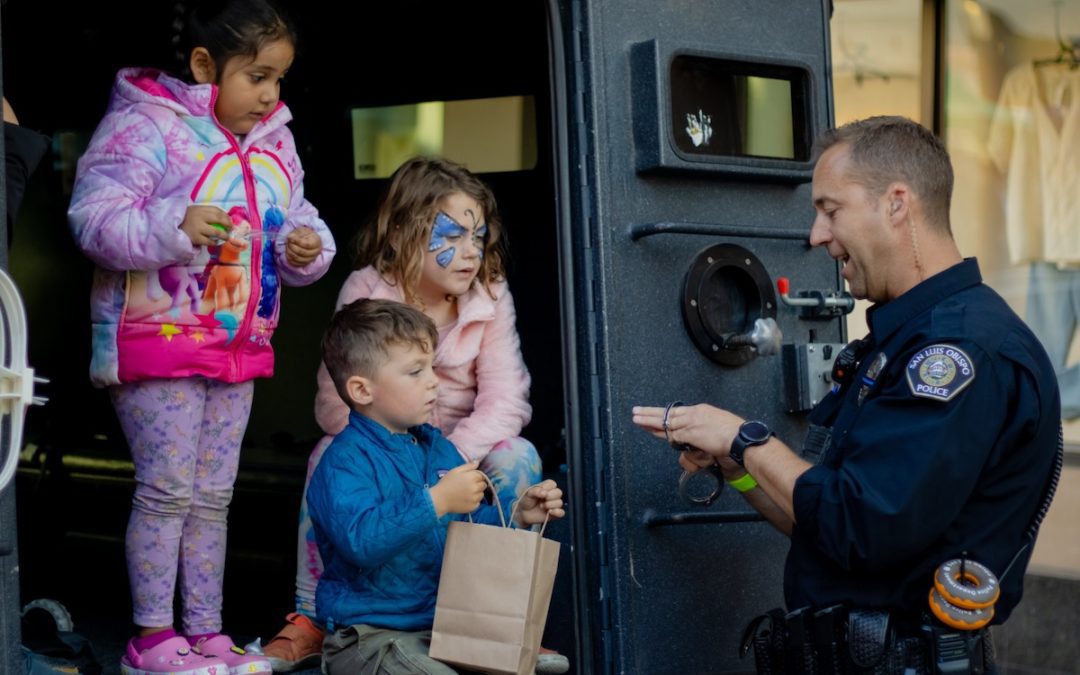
[632,403,744,469]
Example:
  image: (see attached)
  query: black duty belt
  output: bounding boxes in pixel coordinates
[741,605,995,674]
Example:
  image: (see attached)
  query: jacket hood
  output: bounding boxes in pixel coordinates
[110,67,291,133]
[112,68,213,117]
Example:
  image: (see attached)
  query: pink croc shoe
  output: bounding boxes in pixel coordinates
[190,634,272,675]
[120,634,229,675]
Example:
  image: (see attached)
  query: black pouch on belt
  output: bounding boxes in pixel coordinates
[740,608,788,674]
[812,605,845,673]
[848,609,891,669]
[923,622,989,675]
[785,607,816,673]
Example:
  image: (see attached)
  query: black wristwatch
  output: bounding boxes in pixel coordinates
[729,420,774,467]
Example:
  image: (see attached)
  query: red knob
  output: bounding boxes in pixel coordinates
[777,277,790,295]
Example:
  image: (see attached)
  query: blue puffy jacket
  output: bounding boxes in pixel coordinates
[308,411,505,631]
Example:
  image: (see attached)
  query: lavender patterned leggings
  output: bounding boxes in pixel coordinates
[293,435,543,618]
[111,377,254,634]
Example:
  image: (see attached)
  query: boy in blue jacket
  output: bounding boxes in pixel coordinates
[306,298,565,674]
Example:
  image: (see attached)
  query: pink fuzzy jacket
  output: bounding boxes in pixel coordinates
[315,266,532,461]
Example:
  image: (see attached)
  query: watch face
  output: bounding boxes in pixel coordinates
[741,420,771,443]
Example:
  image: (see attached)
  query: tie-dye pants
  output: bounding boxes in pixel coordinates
[111,377,254,634]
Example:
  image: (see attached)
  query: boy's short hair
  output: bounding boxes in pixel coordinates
[321,299,439,405]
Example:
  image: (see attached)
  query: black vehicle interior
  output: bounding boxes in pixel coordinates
[3,0,567,663]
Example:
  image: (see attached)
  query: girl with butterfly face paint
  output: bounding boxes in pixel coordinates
[262,157,568,674]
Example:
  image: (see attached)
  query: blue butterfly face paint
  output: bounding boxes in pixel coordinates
[474,224,488,262]
[436,247,455,268]
[428,210,487,269]
[429,211,467,268]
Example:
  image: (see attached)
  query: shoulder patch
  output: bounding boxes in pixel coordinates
[905,344,975,402]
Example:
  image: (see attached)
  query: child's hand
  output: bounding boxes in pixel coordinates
[513,480,565,528]
[180,205,233,247]
[429,462,487,516]
[285,226,323,267]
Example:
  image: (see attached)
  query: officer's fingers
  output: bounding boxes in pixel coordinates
[676,452,699,473]
[631,407,665,431]
[687,447,713,464]
[679,450,713,471]
[631,406,665,419]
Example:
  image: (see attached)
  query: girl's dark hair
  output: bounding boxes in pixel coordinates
[172,0,296,81]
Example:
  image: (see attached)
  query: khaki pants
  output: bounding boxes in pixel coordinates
[323,624,474,675]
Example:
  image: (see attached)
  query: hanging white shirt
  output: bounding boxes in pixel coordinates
[987,62,1080,266]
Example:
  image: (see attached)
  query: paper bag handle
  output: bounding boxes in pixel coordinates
[467,471,508,528]
[465,476,553,535]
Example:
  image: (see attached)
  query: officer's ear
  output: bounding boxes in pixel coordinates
[884,185,910,223]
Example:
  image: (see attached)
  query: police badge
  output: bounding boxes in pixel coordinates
[905,344,976,402]
[858,352,888,405]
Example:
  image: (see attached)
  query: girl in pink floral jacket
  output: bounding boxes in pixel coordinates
[66,2,334,674]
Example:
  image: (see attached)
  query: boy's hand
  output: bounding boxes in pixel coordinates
[285,226,323,267]
[180,205,233,247]
[429,462,487,517]
[513,480,565,528]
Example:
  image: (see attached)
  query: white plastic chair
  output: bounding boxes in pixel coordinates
[0,267,46,493]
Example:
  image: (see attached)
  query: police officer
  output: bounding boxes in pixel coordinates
[633,116,1060,673]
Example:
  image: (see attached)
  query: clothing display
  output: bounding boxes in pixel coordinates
[988,62,1080,418]
[988,62,1080,266]
[1026,262,1080,419]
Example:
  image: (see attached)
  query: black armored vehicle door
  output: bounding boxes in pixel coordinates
[550,1,845,672]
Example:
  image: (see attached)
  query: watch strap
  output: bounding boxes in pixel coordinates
[726,472,758,493]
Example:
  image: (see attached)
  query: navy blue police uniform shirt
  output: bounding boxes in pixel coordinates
[787,258,1060,623]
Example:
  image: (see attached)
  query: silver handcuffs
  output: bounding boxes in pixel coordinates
[663,401,723,506]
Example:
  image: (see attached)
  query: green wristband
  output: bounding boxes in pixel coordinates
[726,472,758,493]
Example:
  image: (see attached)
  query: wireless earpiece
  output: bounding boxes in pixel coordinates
[891,201,901,215]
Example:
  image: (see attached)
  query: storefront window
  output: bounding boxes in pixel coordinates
[832,0,1080,582]
[945,0,1080,577]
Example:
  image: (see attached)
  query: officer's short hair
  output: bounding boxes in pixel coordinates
[813,116,954,234]
[321,298,438,405]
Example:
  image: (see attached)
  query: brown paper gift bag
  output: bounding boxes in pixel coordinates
[429,482,561,675]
